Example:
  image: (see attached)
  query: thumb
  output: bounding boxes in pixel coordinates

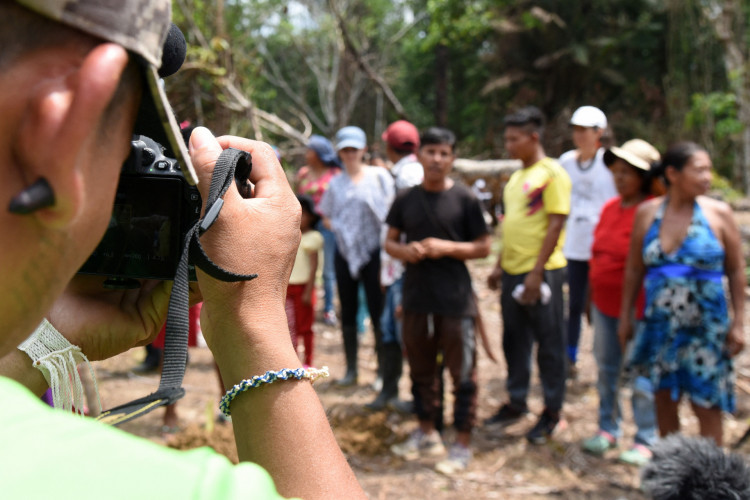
[188,126,224,200]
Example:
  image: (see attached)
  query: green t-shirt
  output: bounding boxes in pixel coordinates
[0,376,289,499]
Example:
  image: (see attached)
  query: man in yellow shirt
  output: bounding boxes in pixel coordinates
[486,106,571,444]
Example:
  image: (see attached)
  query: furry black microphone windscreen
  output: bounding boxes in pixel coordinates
[641,434,750,500]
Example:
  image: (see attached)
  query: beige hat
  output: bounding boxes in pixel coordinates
[14,0,197,185]
[604,139,660,171]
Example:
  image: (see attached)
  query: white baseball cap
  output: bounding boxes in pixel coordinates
[570,106,607,129]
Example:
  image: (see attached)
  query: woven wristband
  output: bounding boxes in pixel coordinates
[219,366,329,417]
[18,318,100,415]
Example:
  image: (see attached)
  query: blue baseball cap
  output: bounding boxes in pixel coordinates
[335,126,367,151]
[308,135,339,166]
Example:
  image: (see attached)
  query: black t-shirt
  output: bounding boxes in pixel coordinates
[386,183,489,317]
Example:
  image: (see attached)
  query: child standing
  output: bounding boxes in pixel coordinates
[387,127,490,473]
[287,195,324,366]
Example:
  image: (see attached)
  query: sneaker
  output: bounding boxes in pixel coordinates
[582,431,617,456]
[526,410,560,445]
[484,403,528,426]
[435,444,472,475]
[618,444,652,467]
[391,429,446,461]
[323,310,338,327]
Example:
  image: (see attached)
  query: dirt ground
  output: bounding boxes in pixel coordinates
[92,230,750,500]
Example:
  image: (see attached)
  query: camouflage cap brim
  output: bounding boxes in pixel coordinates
[15,0,197,185]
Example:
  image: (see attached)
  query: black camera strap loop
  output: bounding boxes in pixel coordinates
[97,148,257,426]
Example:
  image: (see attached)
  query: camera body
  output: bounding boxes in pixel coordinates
[78,135,201,281]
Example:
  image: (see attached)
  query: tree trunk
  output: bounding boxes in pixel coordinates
[435,44,449,127]
[704,0,750,193]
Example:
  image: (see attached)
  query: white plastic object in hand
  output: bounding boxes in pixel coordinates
[511,282,551,305]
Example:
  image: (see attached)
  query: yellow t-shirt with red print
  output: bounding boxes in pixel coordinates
[501,157,571,274]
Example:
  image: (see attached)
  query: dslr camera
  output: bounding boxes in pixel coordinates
[78,135,201,281]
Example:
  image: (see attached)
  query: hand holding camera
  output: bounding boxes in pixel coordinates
[187,128,303,380]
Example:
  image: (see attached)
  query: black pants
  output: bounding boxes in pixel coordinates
[334,248,383,332]
[334,249,384,371]
[500,267,566,413]
[566,259,588,364]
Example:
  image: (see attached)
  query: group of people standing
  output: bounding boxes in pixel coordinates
[482,104,744,469]
[289,104,746,475]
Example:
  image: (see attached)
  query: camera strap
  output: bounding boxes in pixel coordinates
[97,148,257,426]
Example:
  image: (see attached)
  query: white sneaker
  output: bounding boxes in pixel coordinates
[391,429,446,461]
[435,443,472,475]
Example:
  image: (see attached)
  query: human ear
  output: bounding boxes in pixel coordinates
[14,43,129,229]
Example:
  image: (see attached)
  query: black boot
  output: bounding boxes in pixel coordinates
[133,344,162,373]
[365,342,402,410]
[336,326,358,386]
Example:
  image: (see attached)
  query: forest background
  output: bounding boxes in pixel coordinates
[168,0,750,193]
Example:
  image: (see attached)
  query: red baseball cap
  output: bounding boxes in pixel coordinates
[382,120,420,153]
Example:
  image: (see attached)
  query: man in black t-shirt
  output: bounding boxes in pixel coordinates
[386,128,490,474]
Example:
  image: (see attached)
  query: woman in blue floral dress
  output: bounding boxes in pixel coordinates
[618,142,745,445]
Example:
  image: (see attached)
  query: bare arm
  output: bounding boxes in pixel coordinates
[0,349,48,396]
[420,233,491,261]
[718,203,746,356]
[520,213,567,303]
[302,248,319,305]
[487,243,503,291]
[195,130,365,499]
[617,203,653,348]
[385,226,425,263]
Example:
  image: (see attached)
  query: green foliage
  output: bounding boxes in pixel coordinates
[685,91,742,179]
[687,92,742,139]
[167,0,750,188]
[710,173,744,203]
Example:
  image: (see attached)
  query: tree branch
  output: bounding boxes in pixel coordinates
[328,0,408,119]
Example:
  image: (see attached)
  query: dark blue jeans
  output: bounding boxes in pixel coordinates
[592,305,657,446]
[316,221,337,314]
[566,259,589,364]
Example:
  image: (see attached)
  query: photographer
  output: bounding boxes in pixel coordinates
[0,1,365,499]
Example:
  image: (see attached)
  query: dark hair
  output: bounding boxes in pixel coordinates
[392,145,414,156]
[420,127,456,152]
[656,141,707,186]
[296,194,321,227]
[504,106,545,138]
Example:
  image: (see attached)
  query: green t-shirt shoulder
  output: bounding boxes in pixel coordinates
[0,376,291,500]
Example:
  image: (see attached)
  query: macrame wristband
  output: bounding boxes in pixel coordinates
[219,366,329,417]
[18,319,100,416]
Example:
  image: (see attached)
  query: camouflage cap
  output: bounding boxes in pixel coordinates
[13,0,197,185]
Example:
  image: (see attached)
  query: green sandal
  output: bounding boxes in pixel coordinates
[582,431,617,456]
[618,444,652,466]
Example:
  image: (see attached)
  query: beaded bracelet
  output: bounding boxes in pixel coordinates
[219,366,330,417]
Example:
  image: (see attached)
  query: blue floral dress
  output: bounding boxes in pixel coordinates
[629,200,735,412]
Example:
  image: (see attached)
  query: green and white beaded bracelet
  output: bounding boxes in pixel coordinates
[219,366,329,417]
